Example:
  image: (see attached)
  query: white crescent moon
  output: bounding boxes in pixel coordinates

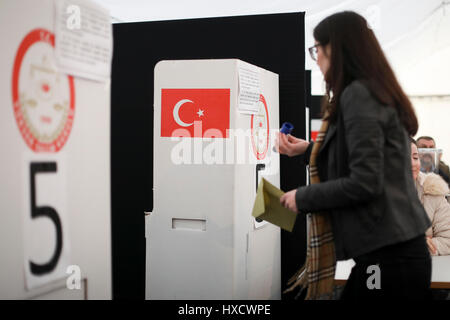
[173,99,194,127]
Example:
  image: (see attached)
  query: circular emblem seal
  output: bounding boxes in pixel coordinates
[250,94,270,160]
[12,28,75,152]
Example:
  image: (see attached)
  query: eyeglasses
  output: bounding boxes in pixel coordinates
[308,44,321,61]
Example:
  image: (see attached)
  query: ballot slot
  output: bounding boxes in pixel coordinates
[255,164,266,223]
[171,218,207,231]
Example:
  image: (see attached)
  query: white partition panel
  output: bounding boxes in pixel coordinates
[0,0,111,299]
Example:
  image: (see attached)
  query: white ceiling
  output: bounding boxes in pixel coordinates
[95,0,450,96]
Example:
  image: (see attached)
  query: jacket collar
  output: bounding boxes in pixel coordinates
[419,171,450,196]
[416,171,426,187]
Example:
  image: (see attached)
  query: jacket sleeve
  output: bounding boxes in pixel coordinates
[295,81,384,212]
[299,141,314,166]
[431,196,450,255]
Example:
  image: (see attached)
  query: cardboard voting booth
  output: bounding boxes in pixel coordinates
[0,0,112,299]
[147,59,281,299]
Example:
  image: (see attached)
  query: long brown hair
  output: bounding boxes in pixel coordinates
[314,11,418,135]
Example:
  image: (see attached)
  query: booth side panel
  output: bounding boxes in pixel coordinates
[233,69,281,299]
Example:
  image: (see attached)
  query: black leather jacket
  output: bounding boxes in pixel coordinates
[295,80,431,260]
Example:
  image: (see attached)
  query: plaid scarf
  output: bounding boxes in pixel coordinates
[284,112,337,300]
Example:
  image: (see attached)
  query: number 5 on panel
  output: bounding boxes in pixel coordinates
[29,162,63,275]
[24,160,70,290]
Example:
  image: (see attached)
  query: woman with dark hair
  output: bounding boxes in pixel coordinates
[277,11,431,300]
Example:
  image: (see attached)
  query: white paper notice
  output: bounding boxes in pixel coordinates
[238,61,261,114]
[54,0,112,82]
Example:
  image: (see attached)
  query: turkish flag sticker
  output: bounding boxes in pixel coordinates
[161,89,230,138]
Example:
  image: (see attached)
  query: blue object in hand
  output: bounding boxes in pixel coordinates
[273,122,294,152]
[280,122,294,135]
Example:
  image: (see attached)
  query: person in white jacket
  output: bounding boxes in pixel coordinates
[411,139,450,255]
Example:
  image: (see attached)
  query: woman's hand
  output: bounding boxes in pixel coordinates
[280,189,298,213]
[275,132,310,157]
[426,236,437,255]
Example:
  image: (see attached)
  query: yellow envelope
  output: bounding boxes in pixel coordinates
[251,178,297,232]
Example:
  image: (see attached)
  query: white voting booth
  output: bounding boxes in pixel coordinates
[0,0,112,299]
[147,59,281,299]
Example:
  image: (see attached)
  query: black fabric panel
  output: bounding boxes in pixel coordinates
[311,95,324,119]
[111,12,306,300]
[280,69,310,300]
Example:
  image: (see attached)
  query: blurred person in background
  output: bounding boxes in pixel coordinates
[416,136,450,187]
[412,138,450,256]
[420,153,435,174]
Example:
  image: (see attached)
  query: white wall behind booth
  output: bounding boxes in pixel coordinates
[98,0,450,160]
[412,96,450,165]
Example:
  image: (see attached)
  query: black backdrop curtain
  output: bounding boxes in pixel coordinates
[111,12,307,299]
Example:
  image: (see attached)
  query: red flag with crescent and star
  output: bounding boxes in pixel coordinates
[161,89,230,138]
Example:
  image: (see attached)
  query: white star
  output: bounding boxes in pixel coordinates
[197,109,205,117]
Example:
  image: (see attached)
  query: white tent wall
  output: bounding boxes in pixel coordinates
[97,0,449,93]
[99,0,449,165]
[412,96,450,165]
[387,3,450,96]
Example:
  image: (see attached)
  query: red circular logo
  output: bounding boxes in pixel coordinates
[250,94,270,160]
[12,28,75,152]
